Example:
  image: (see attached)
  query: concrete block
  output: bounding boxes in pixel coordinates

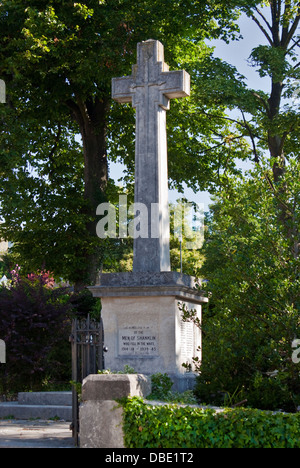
[79,401,124,448]
[79,374,151,448]
[81,374,151,402]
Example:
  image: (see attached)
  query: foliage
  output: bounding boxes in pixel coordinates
[0,0,246,286]
[0,267,102,393]
[0,254,11,279]
[146,372,197,405]
[0,276,72,392]
[149,373,174,399]
[69,288,101,320]
[0,0,298,288]
[193,159,300,412]
[97,365,136,375]
[181,0,300,414]
[195,0,300,183]
[121,397,300,448]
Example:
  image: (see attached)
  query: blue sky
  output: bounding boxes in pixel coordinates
[110,13,271,212]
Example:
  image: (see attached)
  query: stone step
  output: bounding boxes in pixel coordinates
[18,391,72,407]
[0,402,72,421]
[0,392,73,421]
[0,419,74,448]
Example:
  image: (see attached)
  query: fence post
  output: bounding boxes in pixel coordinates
[70,315,105,446]
[79,374,151,448]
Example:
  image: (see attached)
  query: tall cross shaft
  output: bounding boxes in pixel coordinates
[112,40,190,272]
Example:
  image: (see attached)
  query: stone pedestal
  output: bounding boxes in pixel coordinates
[79,374,151,448]
[89,272,208,392]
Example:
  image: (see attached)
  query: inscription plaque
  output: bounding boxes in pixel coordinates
[119,326,158,356]
[181,320,194,362]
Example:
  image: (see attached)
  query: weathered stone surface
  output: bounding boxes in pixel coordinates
[0,419,74,449]
[87,40,206,393]
[79,374,151,448]
[112,40,190,273]
[81,374,151,402]
[89,271,208,304]
[97,295,202,391]
[0,339,5,363]
[96,271,198,288]
[79,400,124,449]
[18,392,72,406]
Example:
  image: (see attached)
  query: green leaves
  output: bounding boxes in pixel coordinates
[122,397,300,448]
[195,157,300,411]
[249,45,291,81]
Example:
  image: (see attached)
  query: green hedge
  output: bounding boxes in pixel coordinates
[121,397,300,448]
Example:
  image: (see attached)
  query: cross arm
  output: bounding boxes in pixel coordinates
[112,76,135,103]
[161,70,190,99]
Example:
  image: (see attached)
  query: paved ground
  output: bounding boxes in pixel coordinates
[0,419,75,448]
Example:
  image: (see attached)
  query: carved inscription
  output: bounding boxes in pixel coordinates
[181,320,194,361]
[119,327,158,356]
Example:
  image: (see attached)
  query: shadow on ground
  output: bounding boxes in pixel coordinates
[0,419,75,448]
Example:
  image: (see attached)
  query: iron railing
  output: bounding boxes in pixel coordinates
[70,315,105,446]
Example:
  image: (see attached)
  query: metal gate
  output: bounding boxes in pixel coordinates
[70,315,105,446]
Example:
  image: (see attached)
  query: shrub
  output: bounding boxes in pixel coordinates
[122,397,300,448]
[147,372,197,404]
[69,288,101,319]
[194,164,300,413]
[0,277,71,393]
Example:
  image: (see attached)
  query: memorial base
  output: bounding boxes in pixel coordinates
[89,272,208,392]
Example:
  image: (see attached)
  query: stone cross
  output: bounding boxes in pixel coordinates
[112,40,190,272]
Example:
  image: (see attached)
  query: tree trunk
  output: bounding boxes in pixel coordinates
[267,79,299,260]
[67,96,110,291]
[267,81,285,182]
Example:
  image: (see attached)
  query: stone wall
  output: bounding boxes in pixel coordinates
[79,374,151,448]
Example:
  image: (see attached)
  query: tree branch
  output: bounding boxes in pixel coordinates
[281,0,300,48]
[48,124,62,162]
[202,110,263,139]
[251,13,274,46]
[241,110,260,164]
[285,16,300,48]
[251,91,271,115]
[287,37,300,53]
[270,0,281,46]
[254,6,273,33]
[65,99,83,127]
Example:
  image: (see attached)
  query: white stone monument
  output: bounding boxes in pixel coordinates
[90,40,208,391]
[112,39,190,273]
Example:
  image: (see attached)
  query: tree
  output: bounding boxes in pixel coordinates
[195,0,299,172]
[0,275,72,392]
[194,161,300,411]
[195,1,299,250]
[0,0,243,287]
[180,0,300,411]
